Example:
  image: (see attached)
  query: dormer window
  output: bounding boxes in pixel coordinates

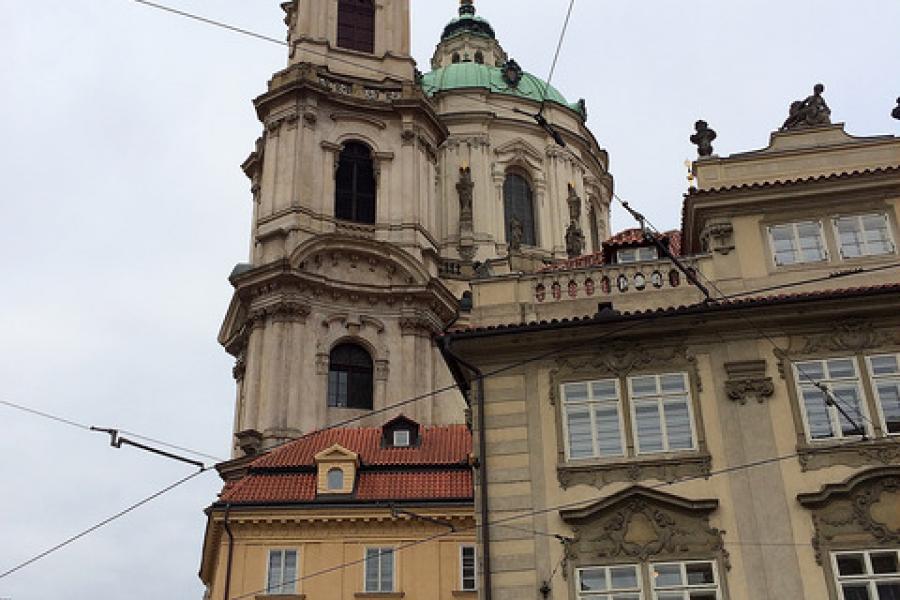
[314,445,358,495]
[383,415,420,448]
[617,246,658,264]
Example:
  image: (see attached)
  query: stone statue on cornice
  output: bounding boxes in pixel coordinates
[781,84,832,131]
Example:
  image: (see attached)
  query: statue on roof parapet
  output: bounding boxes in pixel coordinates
[892,97,900,121]
[690,120,717,158]
[781,84,832,131]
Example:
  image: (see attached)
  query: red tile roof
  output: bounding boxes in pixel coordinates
[686,165,900,196]
[253,424,471,468]
[216,423,473,506]
[540,229,682,273]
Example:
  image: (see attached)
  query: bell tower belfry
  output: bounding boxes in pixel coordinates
[284,0,414,81]
[220,0,463,456]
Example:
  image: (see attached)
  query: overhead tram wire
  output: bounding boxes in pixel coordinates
[128,0,591,139]
[0,467,211,582]
[227,433,881,600]
[0,399,227,463]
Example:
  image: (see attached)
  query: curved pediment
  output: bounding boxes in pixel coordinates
[560,486,726,566]
[290,234,433,288]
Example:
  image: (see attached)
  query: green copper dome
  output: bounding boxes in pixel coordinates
[420,62,586,117]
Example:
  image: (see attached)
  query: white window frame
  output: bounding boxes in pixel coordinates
[831,549,900,600]
[393,429,411,447]
[618,246,659,264]
[866,353,900,437]
[364,547,395,593]
[793,358,871,442]
[266,549,299,596]
[768,220,828,266]
[460,545,477,591]
[650,560,721,599]
[833,213,896,259]
[561,378,626,461]
[628,373,698,455]
[576,564,642,599]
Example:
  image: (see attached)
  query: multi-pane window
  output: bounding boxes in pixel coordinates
[769,221,827,266]
[267,549,298,595]
[503,173,536,247]
[651,561,721,599]
[563,379,624,459]
[835,214,895,259]
[630,374,695,454]
[327,343,374,410]
[460,545,477,591]
[364,547,395,593]
[577,562,720,599]
[832,550,900,599]
[335,142,377,224]
[794,358,870,441]
[867,354,900,435]
[577,565,641,599]
[561,373,696,460]
[618,246,659,264]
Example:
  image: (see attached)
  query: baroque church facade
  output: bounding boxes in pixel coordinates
[200,2,900,600]
[217,0,609,455]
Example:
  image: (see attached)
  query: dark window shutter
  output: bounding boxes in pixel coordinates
[337,0,375,53]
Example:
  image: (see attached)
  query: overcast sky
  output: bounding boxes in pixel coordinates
[1,1,898,598]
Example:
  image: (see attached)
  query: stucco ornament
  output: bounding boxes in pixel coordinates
[560,487,729,570]
[690,120,717,157]
[798,468,900,565]
[508,215,524,252]
[724,360,774,404]
[781,83,832,131]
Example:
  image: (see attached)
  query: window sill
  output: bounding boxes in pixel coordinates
[558,452,711,489]
[452,590,478,597]
[354,593,404,599]
[255,595,305,600]
[797,438,900,471]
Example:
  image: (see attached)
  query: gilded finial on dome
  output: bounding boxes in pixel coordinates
[460,0,476,17]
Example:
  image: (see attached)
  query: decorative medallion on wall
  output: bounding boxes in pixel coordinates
[560,487,729,569]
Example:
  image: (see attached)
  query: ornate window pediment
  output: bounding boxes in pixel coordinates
[798,467,900,566]
[559,486,728,570]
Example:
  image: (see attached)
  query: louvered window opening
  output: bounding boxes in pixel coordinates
[337,0,375,53]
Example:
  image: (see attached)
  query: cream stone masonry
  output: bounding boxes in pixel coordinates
[443,115,900,599]
[220,1,615,453]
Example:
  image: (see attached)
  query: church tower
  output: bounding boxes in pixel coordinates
[220,0,462,455]
[219,0,613,456]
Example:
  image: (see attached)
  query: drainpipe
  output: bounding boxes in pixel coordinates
[440,337,493,600]
[223,504,235,600]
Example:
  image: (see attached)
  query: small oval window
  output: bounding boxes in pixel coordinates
[327,467,344,491]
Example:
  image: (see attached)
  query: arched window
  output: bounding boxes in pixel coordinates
[337,0,374,53]
[452,52,461,64]
[327,468,344,491]
[474,51,484,64]
[503,172,536,247]
[328,343,374,409]
[335,142,377,224]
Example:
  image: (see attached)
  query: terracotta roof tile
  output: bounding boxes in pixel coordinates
[219,471,473,504]
[687,165,900,196]
[540,230,682,273]
[252,424,471,469]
